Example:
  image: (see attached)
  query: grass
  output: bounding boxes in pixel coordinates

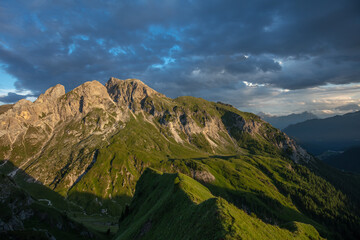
[72,214,119,236]
[115,168,324,240]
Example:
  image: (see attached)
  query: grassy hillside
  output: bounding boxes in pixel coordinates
[157,154,360,239]
[115,168,324,240]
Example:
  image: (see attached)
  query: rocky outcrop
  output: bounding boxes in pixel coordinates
[0,104,14,115]
[106,77,165,112]
[35,84,65,104]
[277,136,312,163]
[59,80,115,117]
[191,169,215,183]
[0,80,122,161]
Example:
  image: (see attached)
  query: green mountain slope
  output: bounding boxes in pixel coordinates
[0,78,359,239]
[116,168,323,240]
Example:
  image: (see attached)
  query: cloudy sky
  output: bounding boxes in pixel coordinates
[0,0,359,117]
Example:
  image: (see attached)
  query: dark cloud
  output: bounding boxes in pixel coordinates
[0,0,359,101]
[0,92,32,103]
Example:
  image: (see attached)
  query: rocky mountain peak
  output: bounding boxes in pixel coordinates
[35,84,65,104]
[71,80,108,97]
[105,77,164,111]
[13,99,33,108]
[106,77,160,97]
[59,80,115,117]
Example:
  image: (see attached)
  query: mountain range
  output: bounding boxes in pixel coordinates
[284,111,360,155]
[258,112,318,130]
[0,78,359,239]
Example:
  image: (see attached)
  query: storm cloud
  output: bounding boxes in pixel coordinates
[0,0,359,115]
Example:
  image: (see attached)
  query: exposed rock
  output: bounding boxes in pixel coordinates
[106,77,164,112]
[191,169,215,183]
[35,84,65,104]
[0,104,14,115]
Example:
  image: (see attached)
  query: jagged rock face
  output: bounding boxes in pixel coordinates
[191,169,215,183]
[0,104,14,115]
[0,77,312,214]
[106,77,164,112]
[0,80,123,165]
[36,84,65,103]
[60,80,115,116]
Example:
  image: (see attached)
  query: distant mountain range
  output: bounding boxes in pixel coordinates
[284,111,360,155]
[258,111,318,130]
